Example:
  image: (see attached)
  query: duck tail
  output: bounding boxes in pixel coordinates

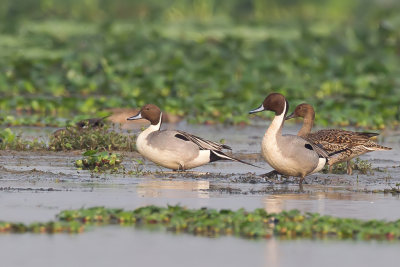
[357,132,379,138]
[210,150,264,169]
[221,144,232,150]
[369,144,392,151]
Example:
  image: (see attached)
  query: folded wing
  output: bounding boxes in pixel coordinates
[175,130,232,151]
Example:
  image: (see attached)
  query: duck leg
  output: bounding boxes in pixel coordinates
[180,164,185,171]
[299,175,305,185]
[328,165,333,173]
[298,175,305,189]
[346,160,352,175]
[298,182,304,192]
[173,163,185,172]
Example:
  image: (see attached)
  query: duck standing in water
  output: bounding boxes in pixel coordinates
[127,104,260,171]
[249,93,328,185]
[285,103,392,175]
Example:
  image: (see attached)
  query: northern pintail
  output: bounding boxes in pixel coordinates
[286,103,392,175]
[127,104,259,170]
[249,93,328,185]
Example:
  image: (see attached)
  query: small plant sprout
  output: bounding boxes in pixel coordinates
[323,158,373,175]
[133,158,143,171]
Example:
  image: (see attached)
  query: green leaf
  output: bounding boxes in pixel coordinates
[83,150,98,156]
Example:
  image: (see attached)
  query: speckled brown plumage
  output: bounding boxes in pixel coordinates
[286,103,392,175]
[305,129,390,154]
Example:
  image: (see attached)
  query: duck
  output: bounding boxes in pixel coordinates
[75,116,109,129]
[127,104,259,171]
[249,93,328,185]
[52,116,110,138]
[285,103,392,175]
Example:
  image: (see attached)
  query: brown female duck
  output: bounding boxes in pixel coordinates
[286,103,392,175]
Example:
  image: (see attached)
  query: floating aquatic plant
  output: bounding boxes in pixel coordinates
[75,150,123,173]
[1,206,400,241]
[1,1,400,128]
[0,126,136,151]
[49,124,136,151]
[0,128,46,150]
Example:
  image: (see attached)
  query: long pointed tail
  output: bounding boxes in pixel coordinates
[210,150,264,169]
[368,144,392,151]
[357,132,379,138]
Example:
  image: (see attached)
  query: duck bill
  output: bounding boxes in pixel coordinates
[127,112,142,121]
[285,112,295,120]
[249,104,265,114]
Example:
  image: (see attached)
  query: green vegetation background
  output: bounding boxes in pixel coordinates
[0,0,399,128]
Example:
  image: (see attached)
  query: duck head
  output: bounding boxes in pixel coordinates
[127,104,162,125]
[249,93,289,116]
[285,103,315,120]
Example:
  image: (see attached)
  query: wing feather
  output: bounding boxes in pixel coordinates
[175,130,231,151]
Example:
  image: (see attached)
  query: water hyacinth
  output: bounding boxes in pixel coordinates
[50,124,136,151]
[0,128,46,150]
[1,206,400,241]
[1,1,400,128]
[75,150,123,173]
[0,126,136,151]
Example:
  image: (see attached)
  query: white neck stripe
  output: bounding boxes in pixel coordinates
[267,102,286,135]
[150,113,162,131]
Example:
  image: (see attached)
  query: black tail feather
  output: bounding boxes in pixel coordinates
[222,144,232,150]
[210,151,264,169]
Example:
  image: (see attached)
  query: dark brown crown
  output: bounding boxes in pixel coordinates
[262,93,288,116]
[140,104,162,125]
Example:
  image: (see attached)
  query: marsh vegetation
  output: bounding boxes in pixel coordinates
[0,0,399,128]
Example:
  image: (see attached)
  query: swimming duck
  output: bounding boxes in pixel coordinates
[249,93,328,185]
[285,103,392,175]
[127,104,259,171]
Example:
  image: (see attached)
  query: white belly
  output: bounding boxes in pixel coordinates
[136,132,210,170]
[257,101,319,177]
[309,158,326,174]
[261,135,303,177]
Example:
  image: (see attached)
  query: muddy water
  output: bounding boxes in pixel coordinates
[1,124,399,267]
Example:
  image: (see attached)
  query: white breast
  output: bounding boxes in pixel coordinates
[260,102,308,177]
[261,134,302,176]
[136,129,181,169]
[135,121,211,170]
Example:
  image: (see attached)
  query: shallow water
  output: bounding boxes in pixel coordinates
[1,123,399,266]
[1,228,399,267]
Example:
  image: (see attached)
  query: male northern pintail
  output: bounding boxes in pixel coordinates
[249,93,328,185]
[127,104,259,170]
[285,103,392,175]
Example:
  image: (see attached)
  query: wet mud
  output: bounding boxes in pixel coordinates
[1,124,399,218]
[0,124,399,267]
